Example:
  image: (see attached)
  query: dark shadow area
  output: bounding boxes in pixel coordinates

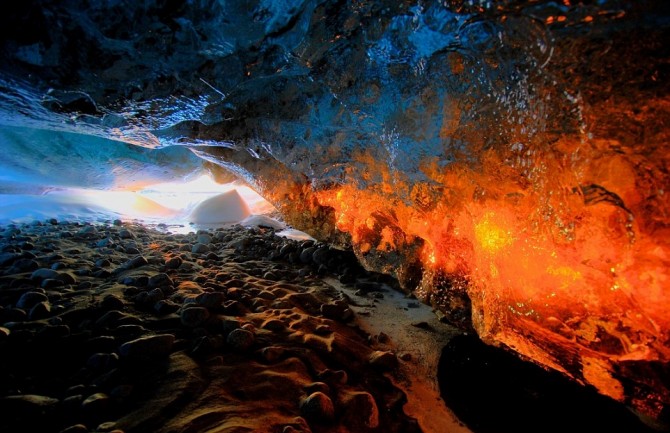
[438,334,662,433]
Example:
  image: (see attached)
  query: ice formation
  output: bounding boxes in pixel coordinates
[0,0,668,424]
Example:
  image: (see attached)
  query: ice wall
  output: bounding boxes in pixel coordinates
[0,0,668,425]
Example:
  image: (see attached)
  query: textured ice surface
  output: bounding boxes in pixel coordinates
[0,0,668,424]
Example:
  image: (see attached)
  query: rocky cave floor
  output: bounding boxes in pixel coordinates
[0,219,660,433]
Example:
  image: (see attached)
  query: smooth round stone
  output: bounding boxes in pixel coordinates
[2,394,60,411]
[261,318,286,332]
[196,233,212,244]
[196,292,225,309]
[191,243,210,254]
[97,238,113,248]
[58,424,88,433]
[41,278,64,289]
[120,255,148,270]
[16,291,48,310]
[368,350,398,370]
[165,256,182,269]
[95,258,112,268]
[96,310,128,328]
[76,226,98,238]
[144,288,165,304]
[86,352,120,372]
[226,328,255,351]
[30,268,60,281]
[36,324,70,339]
[148,273,173,288]
[299,392,335,422]
[81,392,109,412]
[29,301,52,320]
[8,258,39,273]
[300,247,316,264]
[180,306,210,327]
[118,334,175,361]
[340,391,380,429]
[100,295,125,311]
[153,300,180,315]
[119,229,135,239]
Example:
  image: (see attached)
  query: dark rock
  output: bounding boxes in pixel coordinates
[300,247,316,264]
[0,307,27,323]
[0,252,19,267]
[226,328,255,351]
[368,350,398,370]
[339,391,380,429]
[191,243,210,254]
[96,310,128,328]
[180,306,210,327]
[76,226,98,239]
[30,268,60,281]
[119,229,135,239]
[154,299,180,315]
[320,303,354,322]
[2,394,60,418]
[81,392,110,413]
[261,318,286,332]
[144,288,166,305]
[118,334,175,361]
[86,352,119,372]
[58,424,88,433]
[196,292,225,309]
[148,273,173,288]
[36,324,70,339]
[16,291,48,309]
[165,256,182,269]
[41,278,64,289]
[100,294,125,311]
[299,391,335,423]
[6,258,39,274]
[119,255,148,270]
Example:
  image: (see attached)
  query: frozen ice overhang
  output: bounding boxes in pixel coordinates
[0,0,669,426]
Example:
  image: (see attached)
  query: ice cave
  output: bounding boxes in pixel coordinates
[0,1,668,433]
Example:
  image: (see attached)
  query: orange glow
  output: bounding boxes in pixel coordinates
[315,134,670,418]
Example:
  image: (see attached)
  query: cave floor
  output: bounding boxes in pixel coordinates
[0,220,657,433]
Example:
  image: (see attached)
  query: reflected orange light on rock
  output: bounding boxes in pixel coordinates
[315,136,670,420]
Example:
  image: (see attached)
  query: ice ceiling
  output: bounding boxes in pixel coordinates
[0,0,669,425]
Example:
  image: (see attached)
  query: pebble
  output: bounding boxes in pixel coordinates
[191,243,210,254]
[165,256,182,269]
[180,306,210,327]
[81,392,110,412]
[148,273,173,288]
[196,292,225,309]
[119,229,135,239]
[30,268,60,281]
[29,301,52,319]
[368,350,398,370]
[226,328,255,351]
[119,255,148,270]
[16,291,48,309]
[118,334,175,361]
[340,391,380,429]
[58,424,89,433]
[101,294,125,311]
[299,391,335,422]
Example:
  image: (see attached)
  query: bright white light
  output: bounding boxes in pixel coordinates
[137,174,276,215]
